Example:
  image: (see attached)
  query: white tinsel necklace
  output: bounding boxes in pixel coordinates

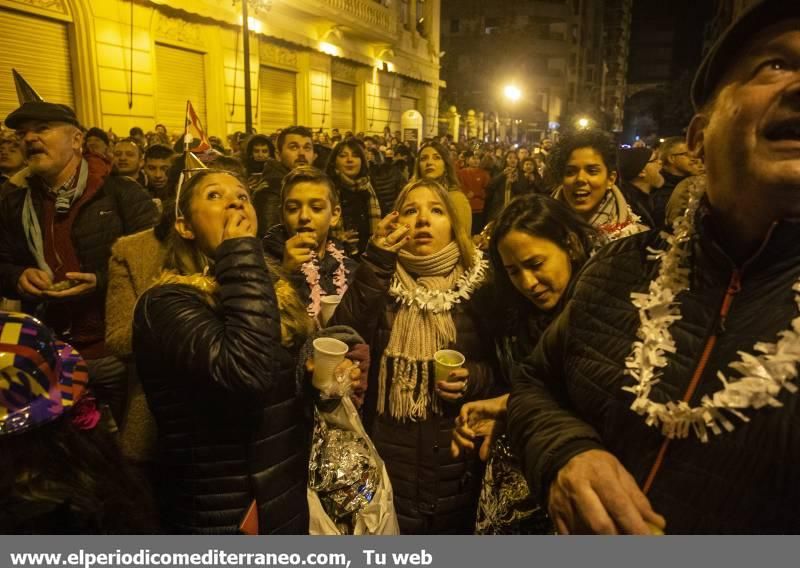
[625,178,800,442]
[388,246,489,313]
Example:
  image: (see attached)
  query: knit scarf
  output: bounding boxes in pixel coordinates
[338,171,382,234]
[378,241,463,421]
[587,189,619,227]
[22,159,89,279]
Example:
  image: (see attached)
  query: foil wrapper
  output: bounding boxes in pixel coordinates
[475,434,552,535]
[309,408,379,525]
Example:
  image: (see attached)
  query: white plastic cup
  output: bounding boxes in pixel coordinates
[434,349,465,383]
[312,337,349,391]
[319,294,342,326]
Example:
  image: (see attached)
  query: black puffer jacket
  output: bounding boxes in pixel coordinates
[0,162,157,297]
[650,171,686,229]
[370,161,404,215]
[133,237,310,534]
[508,209,800,533]
[331,245,498,534]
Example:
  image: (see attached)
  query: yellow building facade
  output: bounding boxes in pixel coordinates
[0,0,442,139]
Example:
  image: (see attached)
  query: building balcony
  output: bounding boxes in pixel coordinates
[296,0,398,41]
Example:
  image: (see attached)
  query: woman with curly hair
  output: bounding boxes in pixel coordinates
[547,129,647,241]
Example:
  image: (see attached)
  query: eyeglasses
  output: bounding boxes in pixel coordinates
[670,152,690,158]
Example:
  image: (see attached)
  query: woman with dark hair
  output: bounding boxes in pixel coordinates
[133,168,316,534]
[548,129,647,241]
[451,194,599,534]
[0,312,156,533]
[331,179,498,534]
[324,138,382,255]
[412,140,473,234]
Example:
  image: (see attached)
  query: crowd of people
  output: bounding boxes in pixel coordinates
[1,0,799,535]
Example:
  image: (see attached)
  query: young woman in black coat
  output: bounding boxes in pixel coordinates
[133,170,312,534]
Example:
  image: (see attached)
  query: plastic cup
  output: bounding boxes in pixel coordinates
[434,349,465,383]
[312,337,349,391]
[319,295,342,327]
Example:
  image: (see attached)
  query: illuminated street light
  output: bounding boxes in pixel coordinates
[576,117,590,129]
[504,85,521,102]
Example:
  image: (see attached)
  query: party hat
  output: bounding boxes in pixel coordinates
[12,69,44,104]
[174,151,208,219]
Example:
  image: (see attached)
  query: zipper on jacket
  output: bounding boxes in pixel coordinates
[642,268,743,495]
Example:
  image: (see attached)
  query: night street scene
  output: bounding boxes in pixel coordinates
[2,0,800,536]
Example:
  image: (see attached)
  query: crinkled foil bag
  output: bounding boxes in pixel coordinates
[309,409,379,523]
[475,434,552,535]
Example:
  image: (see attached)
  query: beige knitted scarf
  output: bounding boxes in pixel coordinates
[378,241,463,421]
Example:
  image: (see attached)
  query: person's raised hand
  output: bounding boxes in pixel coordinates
[17,268,52,297]
[370,211,410,253]
[345,343,370,408]
[283,231,318,273]
[42,272,97,299]
[450,394,508,460]
[548,449,666,535]
[222,208,255,242]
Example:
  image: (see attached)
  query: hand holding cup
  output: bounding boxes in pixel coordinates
[434,349,468,402]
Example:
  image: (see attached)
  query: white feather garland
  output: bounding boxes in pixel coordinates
[624,177,800,442]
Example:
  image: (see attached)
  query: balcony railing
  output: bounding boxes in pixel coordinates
[302,0,397,39]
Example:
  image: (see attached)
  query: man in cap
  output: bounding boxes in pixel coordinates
[507,0,800,533]
[617,146,664,228]
[0,88,158,425]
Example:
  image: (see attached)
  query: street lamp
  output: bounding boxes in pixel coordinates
[504,85,521,102]
[235,0,272,133]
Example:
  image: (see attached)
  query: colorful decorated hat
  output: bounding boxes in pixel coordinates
[0,311,89,436]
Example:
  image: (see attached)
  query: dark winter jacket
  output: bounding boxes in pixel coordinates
[508,206,800,533]
[370,161,404,215]
[331,172,374,256]
[650,171,686,230]
[262,224,358,307]
[331,245,499,534]
[620,181,656,229]
[484,170,540,222]
[0,158,157,355]
[0,161,157,299]
[253,159,291,237]
[133,237,310,534]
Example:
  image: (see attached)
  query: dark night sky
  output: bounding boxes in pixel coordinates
[628,0,716,84]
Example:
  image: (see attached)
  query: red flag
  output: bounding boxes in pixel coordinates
[183,100,211,153]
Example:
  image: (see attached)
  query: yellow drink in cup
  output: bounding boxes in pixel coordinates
[434,349,465,383]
